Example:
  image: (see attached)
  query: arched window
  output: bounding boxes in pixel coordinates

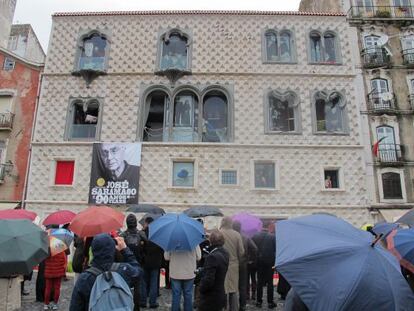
[364,35,380,49]
[160,32,189,70]
[314,91,346,133]
[77,33,108,71]
[267,91,300,133]
[376,126,401,162]
[143,90,170,142]
[370,78,392,110]
[172,90,199,142]
[309,31,339,64]
[66,98,101,140]
[202,91,228,142]
[264,30,294,63]
[382,172,403,199]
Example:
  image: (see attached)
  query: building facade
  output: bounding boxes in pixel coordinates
[26,10,372,226]
[8,24,46,63]
[0,47,43,209]
[300,0,414,222]
[0,0,16,49]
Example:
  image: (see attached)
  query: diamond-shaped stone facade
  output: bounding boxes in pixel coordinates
[26,13,371,226]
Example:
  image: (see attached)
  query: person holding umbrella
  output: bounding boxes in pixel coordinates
[43,249,66,310]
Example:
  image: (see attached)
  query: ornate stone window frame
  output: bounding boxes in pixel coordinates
[155,28,193,83]
[261,28,297,64]
[138,84,234,143]
[72,29,111,87]
[49,157,77,189]
[311,90,349,135]
[64,97,104,141]
[264,89,302,134]
[307,29,342,65]
[168,157,198,190]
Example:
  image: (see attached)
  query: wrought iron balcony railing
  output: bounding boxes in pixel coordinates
[403,48,414,66]
[0,113,14,129]
[367,92,396,113]
[361,47,391,68]
[349,6,414,19]
[376,144,403,164]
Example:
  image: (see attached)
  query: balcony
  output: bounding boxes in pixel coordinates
[367,93,396,114]
[376,144,404,165]
[0,113,14,130]
[361,47,391,68]
[70,124,97,140]
[403,48,414,67]
[349,6,414,20]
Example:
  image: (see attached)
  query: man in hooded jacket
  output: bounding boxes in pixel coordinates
[69,233,142,311]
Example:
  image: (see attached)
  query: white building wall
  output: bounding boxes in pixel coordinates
[26,12,372,226]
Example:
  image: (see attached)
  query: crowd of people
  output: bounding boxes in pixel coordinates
[29,214,414,311]
[32,215,293,311]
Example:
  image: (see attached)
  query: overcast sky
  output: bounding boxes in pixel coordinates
[13,0,301,51]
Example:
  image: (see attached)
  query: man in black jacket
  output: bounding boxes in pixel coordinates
[140,217,164,308]
[69,233,142,311]
[252,228,276,309]
[198,230,229,311]
[121,214,146,311]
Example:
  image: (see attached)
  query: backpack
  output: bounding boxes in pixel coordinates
[123,231,143,262]
[87,263,134,311]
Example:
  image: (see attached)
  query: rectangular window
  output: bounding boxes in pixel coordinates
[324,169,340,189]
[68,100,99,140]
[7,36,17,51]
[254,162,276,189]
[54,161,75,185]
[221,170,237,185]
[172,161,194,188]
[3,58,15,71]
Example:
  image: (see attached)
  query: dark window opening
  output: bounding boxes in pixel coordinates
[173,91,198,142]
[203,91,228,142]
[324,169,339,189]
[310,33,322,62]
[254,162,276,189]
[382,172,403,199]
[266,32,278,61]
[70,102,99,139]
[315,94,343,132]
[269,97,295,132]
[3,58,15,71]
[144,91,169,142]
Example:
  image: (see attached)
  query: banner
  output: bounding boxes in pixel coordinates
[88,143,141,205]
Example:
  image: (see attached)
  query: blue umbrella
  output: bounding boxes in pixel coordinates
[276,215,414,311]
[372,222,399,238]
[387,228,414,274]
[149,213,205,251]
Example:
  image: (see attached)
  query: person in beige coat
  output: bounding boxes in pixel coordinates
[220,217,245,311]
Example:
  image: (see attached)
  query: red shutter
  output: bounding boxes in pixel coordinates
[55,161,75,185]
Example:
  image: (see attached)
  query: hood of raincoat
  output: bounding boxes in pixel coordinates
[126,214,137,229]
[91,233,115,269]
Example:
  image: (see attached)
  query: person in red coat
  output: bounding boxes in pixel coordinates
[44,251,67,310]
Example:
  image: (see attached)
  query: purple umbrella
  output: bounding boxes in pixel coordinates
[232,213,263,237]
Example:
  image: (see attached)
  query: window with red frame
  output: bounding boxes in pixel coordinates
[54,161,75,185]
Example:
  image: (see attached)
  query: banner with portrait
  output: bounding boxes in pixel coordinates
[88,143,142,205]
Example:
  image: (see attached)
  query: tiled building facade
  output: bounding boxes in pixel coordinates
[26,11,372,226]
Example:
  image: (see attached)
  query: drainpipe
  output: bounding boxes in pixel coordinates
[21,70,43,209]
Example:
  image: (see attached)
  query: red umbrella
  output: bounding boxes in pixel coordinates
[43,210,76,226]
[69,206,125,237]
[0,209,37,221]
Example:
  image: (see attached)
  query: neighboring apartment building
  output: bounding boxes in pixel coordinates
[26,10,372,226]
[0,47,43,209]
[300,0,414,222]
[8,24,46,63]
[0,0,16,49]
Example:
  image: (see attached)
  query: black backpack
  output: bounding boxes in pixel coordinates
[123,231,143,262]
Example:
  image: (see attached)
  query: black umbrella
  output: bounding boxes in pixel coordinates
[396,209,414,227]
[0,219,49,277]
[183,205,224,218]
[127,204,165,215]
[138,213,162,226]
